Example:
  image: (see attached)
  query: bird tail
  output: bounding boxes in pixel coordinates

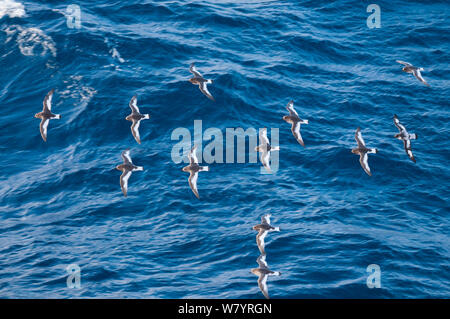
[409,133,418,140]
[419,67,424,71]
[302,119,309,125]
[207,79,213,84]
[144,114,150,120]
[271,146,280,151]
[54,114,61,119]
[200,166,209,172]
[369,148,377,154]
[273,227,280,232]
[134,166,144,171]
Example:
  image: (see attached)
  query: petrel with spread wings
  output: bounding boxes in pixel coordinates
[182,145,209,199]
[34,89,61,142]
[189,63,215,101]
[393,114,418,163]
[251,254,281,299]
[126,95,150,144]
[351,127,378,176]
[396,60,430,87]
[255,128,280,173]
[115,149,143,197]
[282,100,309,146]
[253,214,280,255]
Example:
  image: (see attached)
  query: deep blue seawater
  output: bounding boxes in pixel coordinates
[0,0,449,299]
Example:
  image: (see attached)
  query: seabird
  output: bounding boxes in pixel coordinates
[282,100,309,146]
[255,128,280,173]
[251,254,281,299]
[253,214,280,255]
[115,149,143,197]
[351,127,377,176]
[393,114,418,163]
[182,145,209,199]
[189,63,215,101]
[34,89,61,142]
[126,95,150,144]
[396,60,430,87]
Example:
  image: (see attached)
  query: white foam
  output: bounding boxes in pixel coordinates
[0,0,25,19]
[110,47,125,63]
[4,25,56,57]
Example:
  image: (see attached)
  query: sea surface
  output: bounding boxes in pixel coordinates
[0,0,449,298]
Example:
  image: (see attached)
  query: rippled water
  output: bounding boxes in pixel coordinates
[0,0,449,298]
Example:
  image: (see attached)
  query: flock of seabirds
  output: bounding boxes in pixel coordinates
[34,60,428,298]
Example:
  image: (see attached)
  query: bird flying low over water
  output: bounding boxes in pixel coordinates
[282,100,309,147]
[253,214,280,255]
[34,89,61,142]
[189,63,215,101]
[396,60,430,87]
[115,149,143,197]
[393,114,418,163]
[126,95,150,144]
[255,128,280,173]
[182,145,209,199]
[351,127,377,176]
[251,254,281,299]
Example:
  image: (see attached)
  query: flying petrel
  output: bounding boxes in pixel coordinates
[394,114,418,163]
[34,89,61,142]
[182,145,209,199]
[255,128,280,173]
[126,95,150,144]
[251,254,281,299]
[396,60,430,87]
[189,63,215,101]
[115,149,143,197]
[282,100,309,146]
[351,127,377,176]
[253,214,280,255]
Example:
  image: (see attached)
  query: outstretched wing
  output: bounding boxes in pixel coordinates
[396,60,412,66]
[291,122,305,146]
[257,274,270,299]
[260,150,271,172]
[43,89,54,112]
[359,153,372,176]
[256,230,268,255]
[121,149,133,165]
[286,100,299,118]
[256,254,268,269]
[189,63,202,77]
[403,139,416,163]
[189,145,198,164]
[355,127,366,147]
[131,120,141,144]
[259,128,269,145]
[199,81,215,101]
[393,114,406,132]
[413,69,430,87]
[39,119,49,142]
[120,170,132,197]
[261,214,271,225]
[129,95,140,113]
[188,171,200,199]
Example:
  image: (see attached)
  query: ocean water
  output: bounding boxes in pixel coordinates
[0,0,449,299]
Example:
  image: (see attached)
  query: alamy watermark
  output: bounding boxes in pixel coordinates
[66,5,81,29]
[66,263,81,289]
[171,120,279,174]
[366,264,381,288]
[366,4,381,29]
